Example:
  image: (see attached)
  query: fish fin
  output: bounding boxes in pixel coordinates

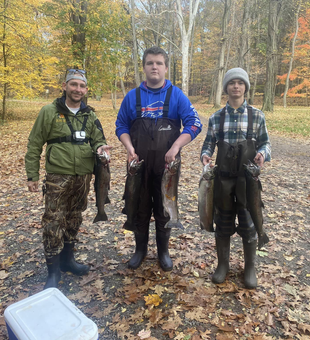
[123,221,138,232]
[105,196,110,204]
[93,211,108,223]
[258,233,269,250]
[121,206,127,215]
[164,220,184,229]
[200,221,215,232]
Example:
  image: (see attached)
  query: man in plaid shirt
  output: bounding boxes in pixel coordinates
[200,68,271,289]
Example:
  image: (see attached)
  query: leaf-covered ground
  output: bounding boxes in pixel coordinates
[0,101,310,340]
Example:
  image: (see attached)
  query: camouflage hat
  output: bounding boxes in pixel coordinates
[66,69,87,85]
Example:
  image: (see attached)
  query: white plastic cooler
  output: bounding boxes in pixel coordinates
[4,288,98,340]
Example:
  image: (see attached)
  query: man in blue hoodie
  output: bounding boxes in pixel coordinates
[115,46,202,271]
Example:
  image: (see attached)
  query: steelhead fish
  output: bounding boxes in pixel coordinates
[244,160,269,249]
[122,159,144,231]
[198,163,217,232]
[161,158,184,229]
[93,151,110,223]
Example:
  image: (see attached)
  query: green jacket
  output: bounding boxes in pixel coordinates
[25,96,106,181]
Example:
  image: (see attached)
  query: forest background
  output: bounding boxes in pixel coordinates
[1,0,310,121]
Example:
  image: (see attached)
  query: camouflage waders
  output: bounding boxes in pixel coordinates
[42,173,92,257]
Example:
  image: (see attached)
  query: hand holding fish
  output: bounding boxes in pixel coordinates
[254,152,264,167]
[27,181,39,192]
[165,145,180,163]
[165,134,192,163]
[202,155,212,166]
[97,145,113,159]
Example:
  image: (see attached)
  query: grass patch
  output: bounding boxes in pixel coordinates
[198,104,310,139]
[1,98,309,139]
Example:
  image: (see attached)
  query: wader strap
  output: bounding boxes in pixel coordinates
[135,85,173,118]
[163,86,172,118]
[219,107,226,141]
[246,106,253,140]
[136,87,142,118]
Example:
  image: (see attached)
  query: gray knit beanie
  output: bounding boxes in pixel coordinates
[222,68,250,94]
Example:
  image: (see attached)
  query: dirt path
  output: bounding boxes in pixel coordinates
[0,117,310,340]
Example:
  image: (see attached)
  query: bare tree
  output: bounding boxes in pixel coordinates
[175,0,201,96]
[283,1,301,107]
[214,0,231,108]
[130,0,140,87]
[262,0,283,112]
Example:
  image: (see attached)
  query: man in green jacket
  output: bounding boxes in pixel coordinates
[25,69,112,289]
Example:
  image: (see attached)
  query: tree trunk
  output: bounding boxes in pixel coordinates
[130,0,140,87]
[176,0,201,96]
[262,0,282,112]
[1,0,8,122]
[238,0,251,69]
[214,0,231,108]
[283,1,300,108]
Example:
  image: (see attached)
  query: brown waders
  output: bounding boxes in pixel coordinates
[126,86,180,271]
[212,106,258,288]
[43,174,91,289]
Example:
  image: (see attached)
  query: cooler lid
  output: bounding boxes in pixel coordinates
[4,288,98,340]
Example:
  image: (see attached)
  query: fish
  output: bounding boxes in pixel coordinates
[161,158,184,229]
[198,163,217,232]
[93,151,110,223]
[244,160,269,249]
[122,159,144,231]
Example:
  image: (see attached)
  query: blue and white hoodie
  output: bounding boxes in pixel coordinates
[115,80,202,140]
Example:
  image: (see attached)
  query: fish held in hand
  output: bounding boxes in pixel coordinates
[93,151,110,223]
[198,163,217,232]
[122,159,144,231]
[161,158,183,229]
[244,160,269,249]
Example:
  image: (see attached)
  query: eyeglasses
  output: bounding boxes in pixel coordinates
[67,69,86,75]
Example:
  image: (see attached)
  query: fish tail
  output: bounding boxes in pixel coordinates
[164,220,184,229]
[123,221,138,233]
[93,211,108,223]
[258,233,269,250]
[200,221,215,232]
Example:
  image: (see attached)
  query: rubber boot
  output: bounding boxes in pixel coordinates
[128,233,148,269]
[243,239,257,289]
[60,242,90,276]
[156,230,173,272]
[212,236,230,284]
[44,254,61,290]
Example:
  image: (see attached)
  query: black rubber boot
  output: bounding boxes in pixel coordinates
[128,233,148,269]
[243,239,257,289]
[156,230,173,272]
[44,254,61,290]
[212,236,230,284]
[60,242,90,276]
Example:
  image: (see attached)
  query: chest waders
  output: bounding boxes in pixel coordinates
[127,86,180,271]
[212,106,258,289]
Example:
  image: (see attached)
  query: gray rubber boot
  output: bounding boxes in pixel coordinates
[212,236,230,284]
[60,242,90,276]
[44,254,61,290]
[156,229,173,272]
[243,239,257,289]
[128,233,149,269]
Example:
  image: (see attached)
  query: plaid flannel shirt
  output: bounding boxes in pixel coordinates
[201,100,271,162]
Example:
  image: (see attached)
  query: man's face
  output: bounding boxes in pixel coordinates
[62,78,88,104]
[226,79,246,99]
[143,54,168,88]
